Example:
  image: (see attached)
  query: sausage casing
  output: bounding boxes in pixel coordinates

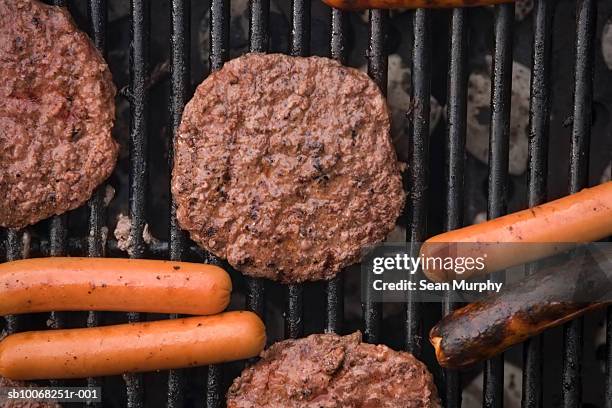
[0,257,232,315]
[0,311,265,380]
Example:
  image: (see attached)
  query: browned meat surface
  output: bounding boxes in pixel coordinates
[0,0,117,228]
[172,53,404,283]
[227,332,440,408]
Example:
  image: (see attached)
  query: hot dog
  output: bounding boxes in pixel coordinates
[0,257,231,315]
[321,0,513,11]
[421,181,612,282]
[429,251,611,369]
[0,312,266,380]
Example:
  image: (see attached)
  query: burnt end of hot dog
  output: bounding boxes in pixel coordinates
[431,300,601,369]
[430,251,611,369]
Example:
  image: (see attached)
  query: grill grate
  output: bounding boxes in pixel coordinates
[326,7,346,336]
[443,6,468,407]
[363,8,388,345]
[0,0,606,407]
[521,0,552,407]
[168,0,190,406]
[484,4,514,407]
[564,1,597,406]
[406,7,431,359]
[126,0,150,405]
[86,0,107,404]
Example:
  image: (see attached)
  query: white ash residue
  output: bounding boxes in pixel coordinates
[114,213,131,254]
[473,211,488,225]
[387,54,442,140]
[20,231,31,259]
[601,163,611,184]
[603,18,612,71]
[114,214,158,256]
[104,185,115,207]
[515,0,534,21]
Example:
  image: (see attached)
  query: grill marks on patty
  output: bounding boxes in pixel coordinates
[172,53,404,283]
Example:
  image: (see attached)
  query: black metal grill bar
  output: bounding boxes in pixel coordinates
[324,7,347,336]
[563,1,596,406]
[405,8,431,358]
[442,7,468,407]
[249,0,270,54]
[330,8,347,64]
[169,0,189,267]
[126,0,149,405]
[291,0,310,57]
[284,0,310,341]
[210,0,229,72]
[607,305,612,407]
[206,365,222,408]
[483,3,514,408]
[49,216,67,259]
[521,1,554,407]
[86,0,107,401]
[206,1,230,405]
[167,0,190,406]
[88,0,107,53]
[47,0,69,341]
[326,275,344,334]
[48,215,67,330]
[4,230,23,334]
[286,284,304,338]
[245,0,269,321]
[568,0,596,194]
[363,8,387,344]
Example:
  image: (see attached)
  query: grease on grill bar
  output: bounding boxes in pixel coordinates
[326,6,347,336]
[126,0,149,405]
[406,7,431,359]
[442,6,469,407]
[522,0,554,406]
[484,3,514,407]
[168,0,189,405]
[363,8,388,345]
[565,0,597,407]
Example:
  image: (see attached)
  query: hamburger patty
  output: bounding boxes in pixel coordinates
[0,0,117,228]
[227,332,440,408]
[172,53,404,282]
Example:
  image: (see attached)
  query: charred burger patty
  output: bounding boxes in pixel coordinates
[227,332,440,408]
[0,0,117,228]
[172,53,404,283]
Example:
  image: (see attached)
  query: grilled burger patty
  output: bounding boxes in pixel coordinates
[227,332,440,408]
[0,0,117,228]
[172,53,404,283]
